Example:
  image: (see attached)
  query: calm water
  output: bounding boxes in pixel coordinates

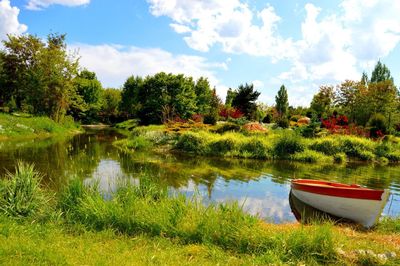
[0,128,399,223]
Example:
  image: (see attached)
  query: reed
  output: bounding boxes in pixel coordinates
[0,162,45,218]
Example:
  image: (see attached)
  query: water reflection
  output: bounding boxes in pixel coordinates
[0,128,399,222]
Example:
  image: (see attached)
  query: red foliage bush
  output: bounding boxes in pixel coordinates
[191,114,203,123]
[219,107,244,119]
[321,115,369,137]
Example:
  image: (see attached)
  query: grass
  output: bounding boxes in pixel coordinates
[0,113,79,140]
[0,162,399,265]
[114,123,400,164]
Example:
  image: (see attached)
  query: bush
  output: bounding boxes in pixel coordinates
[368,113,387,137]
[263,113,272,123]
[208,137,237,155]
[290,150,332,163]
[204,113,218,125]
[338,136,375,160]
[333,153,347,163]
[273,134,305,158]
[175,132,208,154]
[309,139,340,155]
[115,119,139,130]
[276,118,290,129]
[240,138,271,159]
[214,123,241,134]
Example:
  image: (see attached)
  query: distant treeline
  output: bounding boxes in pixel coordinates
[0,33,399,131]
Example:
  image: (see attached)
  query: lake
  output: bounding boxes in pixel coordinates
[0,128,399,223]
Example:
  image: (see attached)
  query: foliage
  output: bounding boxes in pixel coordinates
[0,162,44,217]
[225,88,237,107]
[119,73,216,125]
[273,134,305,158]
[0,34,79,122]
[231,83,260,120]
[370,60,394,83]
[214,123,241,134]
[70,69,103,123]
[310,86,334,117]
[275,85,289,118]
[276,117,290,128]
[368,113,387,137]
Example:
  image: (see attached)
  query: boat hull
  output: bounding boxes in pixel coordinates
[291,188,390,228]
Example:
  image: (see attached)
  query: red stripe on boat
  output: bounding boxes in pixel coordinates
[291,179,384,201]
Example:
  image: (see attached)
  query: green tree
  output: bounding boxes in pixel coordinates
[370,60,393,83]
[102,88,121,115]
[231,83,260,120]
[1,33,78,121]
[194,77,213,114]
[275,85,289,118]
[225,88,237,107]
[71,69,103,122]
[310,86,334,117]
[119,75,143,116]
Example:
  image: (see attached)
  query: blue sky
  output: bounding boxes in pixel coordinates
[1,0,400,106]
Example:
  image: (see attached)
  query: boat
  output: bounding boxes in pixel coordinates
[290,179,390,228]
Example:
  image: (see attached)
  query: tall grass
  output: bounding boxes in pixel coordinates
[56,176,339,264]
[0,162,45,218]
[1,163,399,264]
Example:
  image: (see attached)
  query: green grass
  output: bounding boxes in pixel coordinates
[0,162,46,218]
[0,113,79,140]
[0,163,399,265]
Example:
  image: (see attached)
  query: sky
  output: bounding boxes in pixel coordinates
[1,0,400,106]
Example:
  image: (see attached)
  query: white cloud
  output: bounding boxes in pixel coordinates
[71,43,228,96]
[26,0,90,10]
[147,0,295,60]
[147,0,400,106]
[0,0,27,42]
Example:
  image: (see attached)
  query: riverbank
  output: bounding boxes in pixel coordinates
[0,113,80,141]
[0,163,399,265]
[113,122,400,164]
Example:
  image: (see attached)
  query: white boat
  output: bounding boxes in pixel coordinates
[291,179,390,228]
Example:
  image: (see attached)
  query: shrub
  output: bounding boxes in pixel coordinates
[204,113,218,125]
[175,132,208,154]
[333,153,347,163]
[240,138,272,159]
[309,139,340,155]
[338,136,375,160]
[276,118,290,129]
[115,119,139,130]
[290,150,332,163]
[263,113,272,123]
[273,134,305,158]
[208,137,237,155]
[214,123,241,134]
[368,113,387,137]
[385,152,400,162]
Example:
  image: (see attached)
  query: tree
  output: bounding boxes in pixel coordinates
[194,77,213,114]
[0,33,78,121]
[102,88,121,115]
[119,75,143,116]
[231,83,260,120]
[370,60,393,83]
[275,85,289,118]
[71,69,103,122]
[225,88,237,107]
[120,73,198,124]
[310,86,334,117]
